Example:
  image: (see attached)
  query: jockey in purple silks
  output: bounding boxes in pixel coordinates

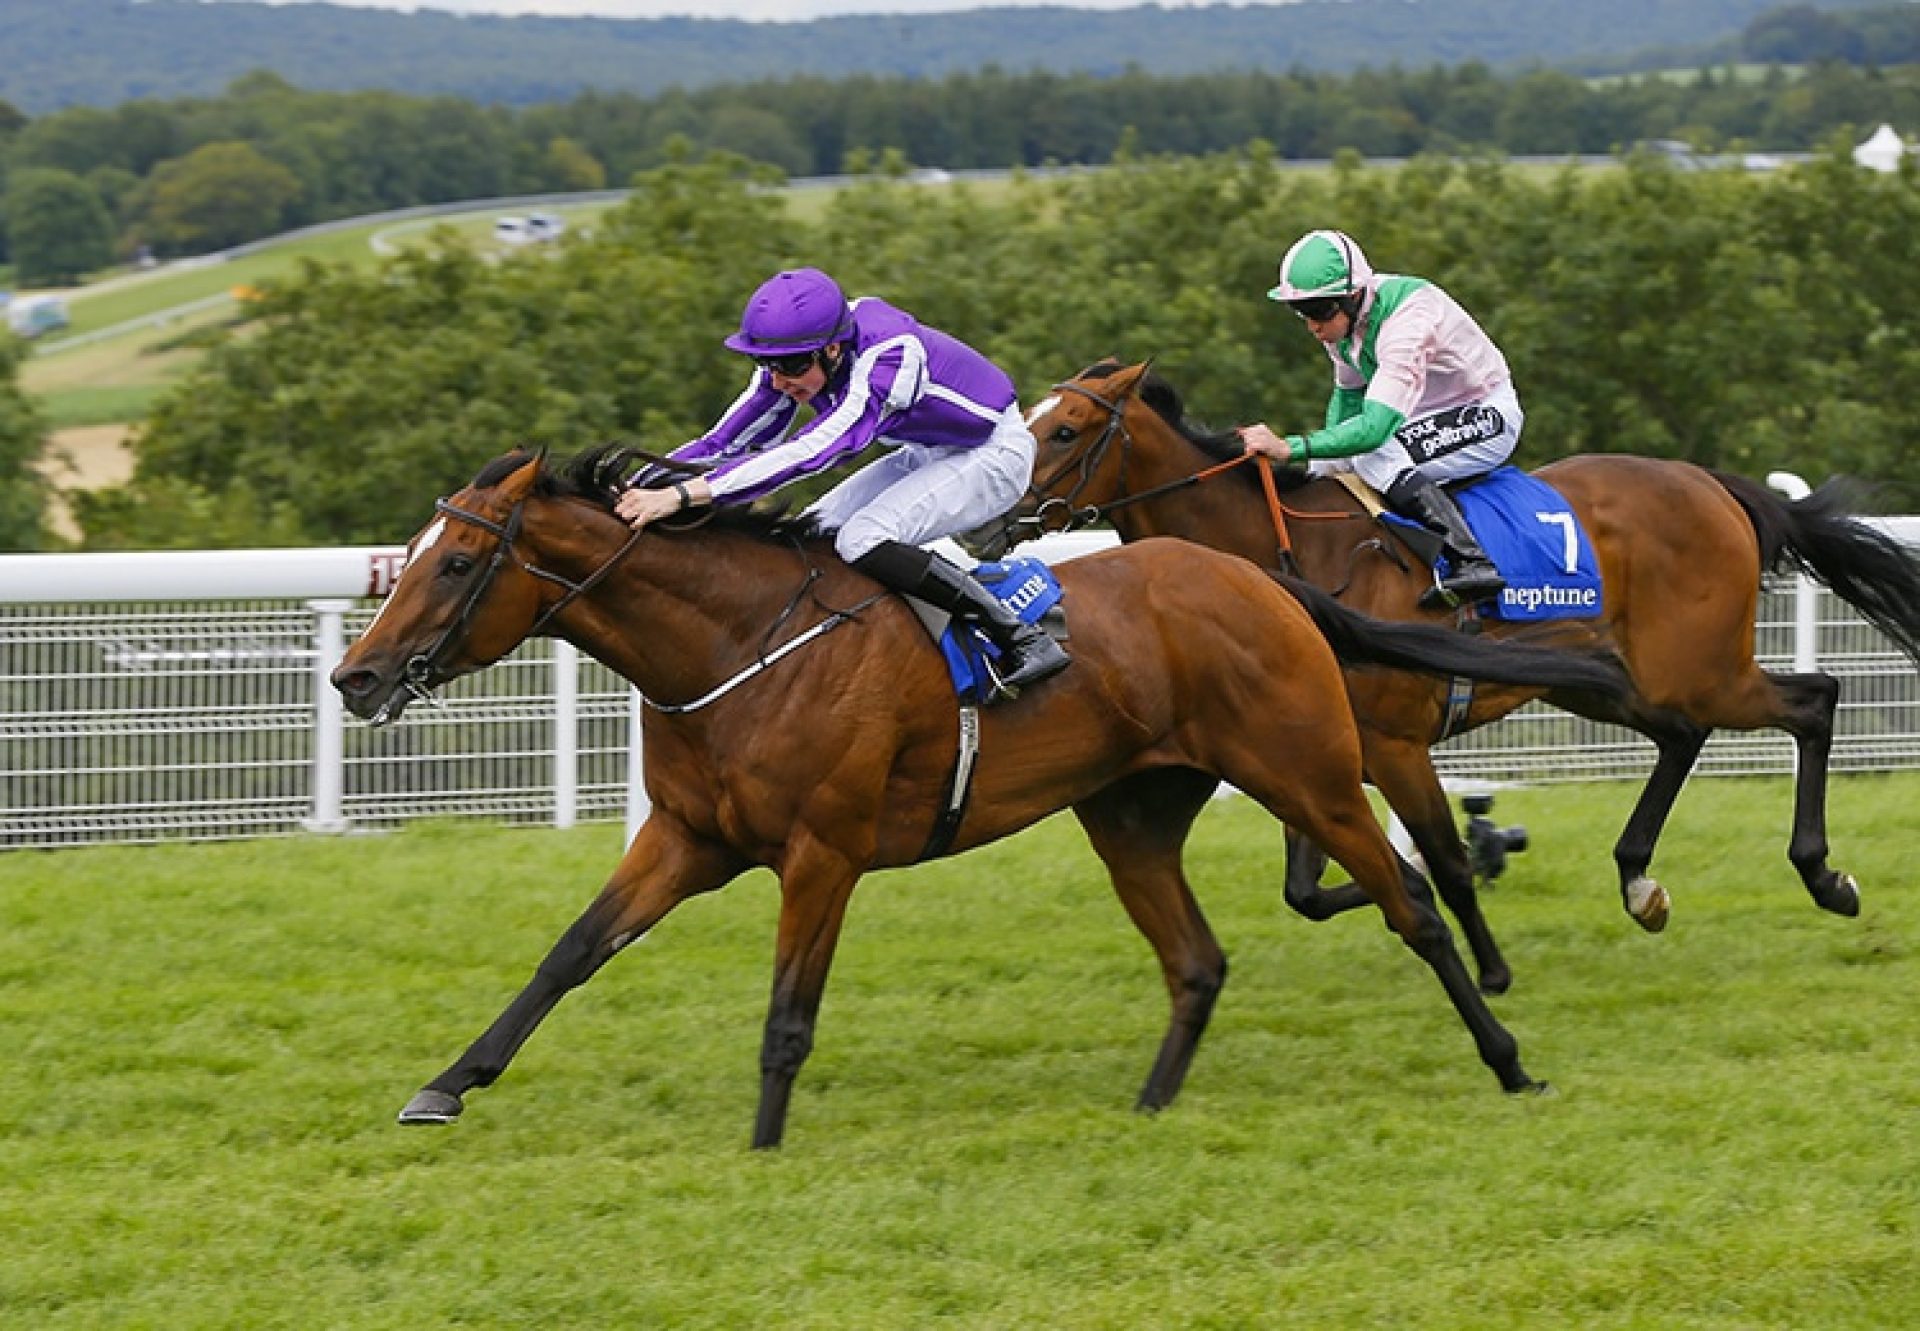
[615,267,1068,697]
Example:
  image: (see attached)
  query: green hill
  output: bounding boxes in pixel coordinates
[0,0,1886,114]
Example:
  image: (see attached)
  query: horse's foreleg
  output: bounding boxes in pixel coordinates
[1774,671,1860,916]
[398,818,740,1127]
[1074,768,1226,1113]
[1366,739,1512,995]
[1287,795,1538,1095]
[753,840,862,1150]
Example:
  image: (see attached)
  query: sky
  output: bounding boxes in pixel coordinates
[221,0,1236,24]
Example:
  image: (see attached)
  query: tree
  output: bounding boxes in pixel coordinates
[3,168,115,284]
[138,141,302,254]
[542,135,605,190]
[0,333,50,551]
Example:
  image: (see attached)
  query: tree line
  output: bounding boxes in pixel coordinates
[0,0,1872,116]
[33,143,1916,554]
[5,48,1920,285]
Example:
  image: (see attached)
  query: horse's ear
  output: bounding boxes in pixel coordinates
[1110,360,1155,400]
[499,452,544,502]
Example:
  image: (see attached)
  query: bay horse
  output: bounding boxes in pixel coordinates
[331,444,1633,1148]
[969,359,1920,994]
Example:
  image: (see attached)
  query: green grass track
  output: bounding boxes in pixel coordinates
[2,773,1915,1327]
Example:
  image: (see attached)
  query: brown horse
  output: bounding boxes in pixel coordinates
[331,444,1634,1148]
[969,359,1920,994]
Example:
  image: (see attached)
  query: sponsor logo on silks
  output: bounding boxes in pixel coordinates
[1398,405,1504,462]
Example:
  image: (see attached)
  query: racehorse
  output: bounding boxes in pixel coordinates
[331,444,1633,1148]
[968,359,1920,994]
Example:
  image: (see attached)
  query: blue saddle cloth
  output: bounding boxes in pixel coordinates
[939,557,1065,701]
[1385,466,1603,621]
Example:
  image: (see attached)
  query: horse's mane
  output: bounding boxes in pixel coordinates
[470,443,827,545]
[1078,359,1315,492]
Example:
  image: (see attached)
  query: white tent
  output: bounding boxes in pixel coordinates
[1853,123,1908,173]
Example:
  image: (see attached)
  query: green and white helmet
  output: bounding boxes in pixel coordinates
[1267,229,1373,303]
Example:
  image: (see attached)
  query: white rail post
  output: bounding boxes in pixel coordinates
[552,641,579,829]
[624,686,650,846]
[1767,471,1819,672]
[305,599,351,834]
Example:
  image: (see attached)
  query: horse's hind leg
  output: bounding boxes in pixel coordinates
[1073,767,1228,1112]
[1775,671,1860,916]
[1282,829,1371,919]
[1550,688,1710,933]
[398,818,740,1127]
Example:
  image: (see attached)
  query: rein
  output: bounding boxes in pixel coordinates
[1012,378,1351,563]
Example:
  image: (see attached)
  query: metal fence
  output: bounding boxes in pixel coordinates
[3,520,1916,851]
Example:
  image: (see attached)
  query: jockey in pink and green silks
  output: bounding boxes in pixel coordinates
[1238,229,1524,608]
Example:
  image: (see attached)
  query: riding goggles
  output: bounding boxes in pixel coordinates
[753,350,819,377]
[1287,296,1347,323]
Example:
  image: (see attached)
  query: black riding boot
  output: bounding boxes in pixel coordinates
[853,540,1070,698]
[1386,474,1507,609]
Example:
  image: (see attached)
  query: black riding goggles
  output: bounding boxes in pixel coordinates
[1287,296,1348,323]
[753,350,820,377]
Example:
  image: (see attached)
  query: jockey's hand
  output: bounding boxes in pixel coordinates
[1237,423,1297,464]
[615,476,713,531]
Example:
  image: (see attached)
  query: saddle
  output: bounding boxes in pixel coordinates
[903,557,1071,703]
[1343,468,1603,622]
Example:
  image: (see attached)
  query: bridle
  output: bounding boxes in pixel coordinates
[382,491,881,722]
[996,379,1300,571]
[380,494,641,722]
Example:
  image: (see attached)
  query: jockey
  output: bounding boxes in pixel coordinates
[615,267,1068,696]
[1238,229,1522,608]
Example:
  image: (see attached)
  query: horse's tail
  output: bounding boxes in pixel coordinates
[1269,572,1631,696]
[1711,470,1920,667]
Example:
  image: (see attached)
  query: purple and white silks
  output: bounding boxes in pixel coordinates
[672,297,1020,506]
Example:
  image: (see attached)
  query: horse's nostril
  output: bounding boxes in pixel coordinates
[332,667,376,698]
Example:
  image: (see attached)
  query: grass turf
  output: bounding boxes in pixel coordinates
[1,773,1915,1328]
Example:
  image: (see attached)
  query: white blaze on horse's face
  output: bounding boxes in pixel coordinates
[1024,395,1061,429]
[365,514,448,635]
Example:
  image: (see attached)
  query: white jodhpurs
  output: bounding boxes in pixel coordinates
[810,405,1037,562]
[1309,382,1524,492]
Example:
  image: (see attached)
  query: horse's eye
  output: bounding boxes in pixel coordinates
[443,553,475,578]
[1051,425,1078,444]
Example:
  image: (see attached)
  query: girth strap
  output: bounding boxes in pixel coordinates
[918,705,981,861]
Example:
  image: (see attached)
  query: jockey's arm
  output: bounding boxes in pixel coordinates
[1325,386,1366,430]
[672,371,799,466]
[1294,396,1406,460]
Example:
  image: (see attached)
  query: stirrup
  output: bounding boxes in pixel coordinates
[982,631,1069,702]
[1419,566,1505,611]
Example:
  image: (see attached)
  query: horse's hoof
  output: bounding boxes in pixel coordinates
[1510,1079,1554,1098]
[1624,876,1670,933]
[1478,967,1513,997]
[397,1088,464,1125]
[1815,871,1862,918]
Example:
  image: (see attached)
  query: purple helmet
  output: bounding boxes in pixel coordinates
[722,268,855,356]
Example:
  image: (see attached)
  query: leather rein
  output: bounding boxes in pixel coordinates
[1007,380,1350,565]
